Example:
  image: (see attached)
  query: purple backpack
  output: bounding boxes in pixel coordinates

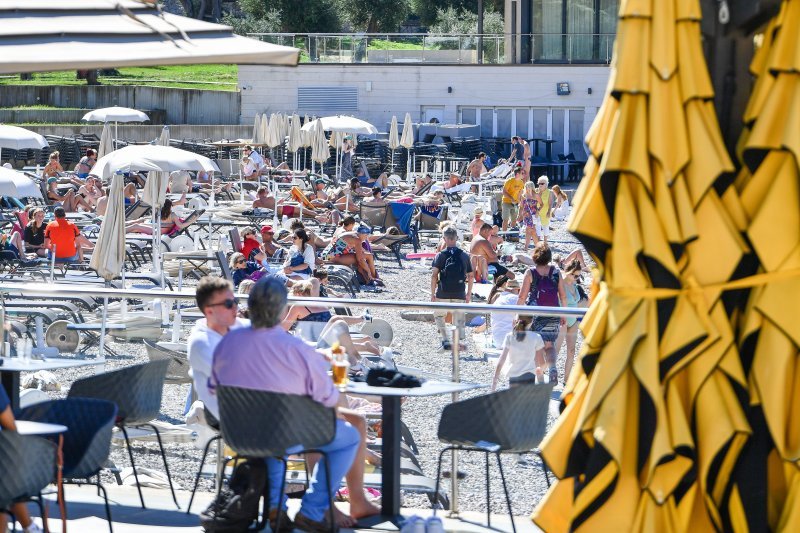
[526,266,560,307]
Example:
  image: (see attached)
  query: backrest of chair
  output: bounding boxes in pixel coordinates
[229,228,242,253]
[144,339,191,383]
[68,360,169,425]
[0,431,56,507]
[17,398,117,479]
[359,204,388,229]
[217,386,336,458]
[438,384,554,452]
[216,249,233,281]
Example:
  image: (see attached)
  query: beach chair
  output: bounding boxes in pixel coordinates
[125,200,152,220]
[358,203,389,231]
[371,233,410,268]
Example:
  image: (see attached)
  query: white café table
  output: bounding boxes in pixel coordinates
[0,357,106,412]
[347,379,486,525]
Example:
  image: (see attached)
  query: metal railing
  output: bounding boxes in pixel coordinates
[248,32,616,65]
[0,282,587,515]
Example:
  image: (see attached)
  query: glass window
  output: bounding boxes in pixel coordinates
[480,108,494,138]
[533,0,564,61]
[568,109,586,157]
[532,0,619,62]
[515,109,530,139]
[551,109,565,157]
[461,107,477,125]
[497,109,513,139]
[568,0,594,61]
[533,109,548,139]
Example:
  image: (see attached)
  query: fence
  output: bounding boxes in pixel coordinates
[248,32,616,65]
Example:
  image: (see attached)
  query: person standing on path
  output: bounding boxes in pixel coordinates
[431,226,474,351]
[535,175,556,244]
[501,167,525,231]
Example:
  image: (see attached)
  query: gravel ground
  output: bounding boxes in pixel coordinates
[30,197,592,521]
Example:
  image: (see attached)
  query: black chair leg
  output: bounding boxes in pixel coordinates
[432,447,451,515]
[120,426,146,509]
[495,453,516,533]
[485,451,491,528]
[96,481,114,533]
[143,423,181,510]
[535,451,551,488]
[187,434,221,514]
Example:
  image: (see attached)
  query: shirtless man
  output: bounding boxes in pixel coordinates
[470,223,515,283]
[362,187,386,207]
[252,186,276,210]
[467,152,488,180]
[259,225,286,261]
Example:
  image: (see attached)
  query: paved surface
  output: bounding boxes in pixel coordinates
[29,484,540,532]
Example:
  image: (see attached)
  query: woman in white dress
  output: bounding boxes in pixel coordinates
[552,184,570,221]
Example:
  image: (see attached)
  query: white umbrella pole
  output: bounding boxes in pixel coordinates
[99,295,108,360]
[391,149,395,173]
[210,172,216,208]
[172,262,184,343]
[120,265,127,319]
[114,122,118,148]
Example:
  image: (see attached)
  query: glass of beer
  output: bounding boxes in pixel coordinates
[331,344,349,391]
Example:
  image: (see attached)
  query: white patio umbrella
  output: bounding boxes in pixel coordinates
[89,171,125,358]
[97,123,114,159]
[400,112,415,180]
[300,114,312,170]
[82,106,149,143]
[142,126,171,281]
[310,118,329,175]
[0,125,48,165]
[0,167,42,198]
[251,113,262,144]
[260,114,269,146]
[288,113,302,171]
[388,115,400,173]
[300,115,378,135]
[93,144,219,180]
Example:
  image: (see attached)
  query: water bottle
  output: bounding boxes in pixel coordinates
[363,309,372,323]
[281,214,289,228]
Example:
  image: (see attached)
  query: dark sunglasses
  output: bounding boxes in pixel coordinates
[207,298,239,309]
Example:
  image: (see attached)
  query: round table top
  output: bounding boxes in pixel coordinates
[16,420,68,436]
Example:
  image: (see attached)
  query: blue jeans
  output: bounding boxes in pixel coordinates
[268,419,359,522]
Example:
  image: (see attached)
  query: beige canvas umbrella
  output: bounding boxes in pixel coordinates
[97,123,114,160]
[310,119,329,175]
[260,114,269,146]
[388,115,400,173]
[89,172,125,356]
[251,113,262,144]
[400,112,415,180]
[142,126,171,281]
[0,0,299,74]
[288,113,303,171]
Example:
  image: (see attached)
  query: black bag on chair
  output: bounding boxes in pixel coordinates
[201,459,267,532]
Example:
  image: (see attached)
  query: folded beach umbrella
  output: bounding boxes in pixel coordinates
[734,2,800,529]
[388,115,399,172]
[400,112,414,149]
[259,113,269,147]
[533,0,755,530]
[288,113,303,154]
[251,113,261,144]
[310,119,329,166]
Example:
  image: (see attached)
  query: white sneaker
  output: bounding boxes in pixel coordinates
[380,347,394,362]
[426,516,445,533]
[23,524,44,533]
[400,515,425,533]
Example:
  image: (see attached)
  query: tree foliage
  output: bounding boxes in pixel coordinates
[233,0,342,34]
[429,6,504,35]
[411,0,504,27]
[338,0,410,33]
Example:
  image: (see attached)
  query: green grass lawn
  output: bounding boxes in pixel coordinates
[0,64,239,91]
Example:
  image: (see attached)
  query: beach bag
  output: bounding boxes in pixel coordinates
[289,250,312,275]
[438,248,467,295]
[200,459,267,532]
[527,266,560,307]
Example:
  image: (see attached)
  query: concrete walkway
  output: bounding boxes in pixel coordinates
[30,484,540,532]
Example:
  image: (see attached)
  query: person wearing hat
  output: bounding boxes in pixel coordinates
[535,175,556,244]
[554,260,589,384]
[310,178,330,205]
[470,206,486,237]
[260,225,286,262]
[46,176,92,212]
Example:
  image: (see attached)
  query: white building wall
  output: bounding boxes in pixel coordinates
[239,64,610,139]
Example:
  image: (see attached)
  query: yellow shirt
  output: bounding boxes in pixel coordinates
[502,177,524,204]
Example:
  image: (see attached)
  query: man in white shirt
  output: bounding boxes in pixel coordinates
[188,276,248,421]
[243,145,265,176]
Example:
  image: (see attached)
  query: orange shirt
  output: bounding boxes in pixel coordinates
[45,218,79,258]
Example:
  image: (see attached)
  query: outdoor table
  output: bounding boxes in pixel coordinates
[16,420,69,533]
[347,380,486,525]
[66,323,126,356]
[0,356,106,412]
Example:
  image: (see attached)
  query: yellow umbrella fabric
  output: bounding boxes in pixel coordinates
[532,0,754,530]
[734,1,800,529]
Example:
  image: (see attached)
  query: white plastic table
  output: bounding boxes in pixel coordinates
[16,420,68,436]
[0,357,105,411]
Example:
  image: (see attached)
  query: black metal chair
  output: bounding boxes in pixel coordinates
[0,431,56,530]
[433,384,554,533]
[67,359,180,510]
[18,398,118,532]
[216,386,337,533]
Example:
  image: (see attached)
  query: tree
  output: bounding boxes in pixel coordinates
[231,0,342,34]
[410,0,504,27]
[429,6,504,35]
[337,0,410,33]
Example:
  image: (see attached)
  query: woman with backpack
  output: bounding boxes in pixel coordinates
[517,242,566,384]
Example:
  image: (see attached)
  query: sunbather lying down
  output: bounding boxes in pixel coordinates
[281,280,380,365]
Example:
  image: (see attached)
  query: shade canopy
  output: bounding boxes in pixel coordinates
[0,125,48,151]
[82,107,149,123]
[0,168,42,198]
[92,144,219,180]
[301,115,378,135]
[0,0,299,74]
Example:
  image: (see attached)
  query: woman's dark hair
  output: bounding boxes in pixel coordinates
[341,215,356,228]
[294,228,310,247]
[160,198,173,220]
[289,218,304,231]
[386,226,400,235]
[514,317,532,341]
[532,242,552,266]
[312,268,328,281]
[488,274,509,304]
[349,178,360,189]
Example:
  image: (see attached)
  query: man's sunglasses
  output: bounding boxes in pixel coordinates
[206,298,239,309]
